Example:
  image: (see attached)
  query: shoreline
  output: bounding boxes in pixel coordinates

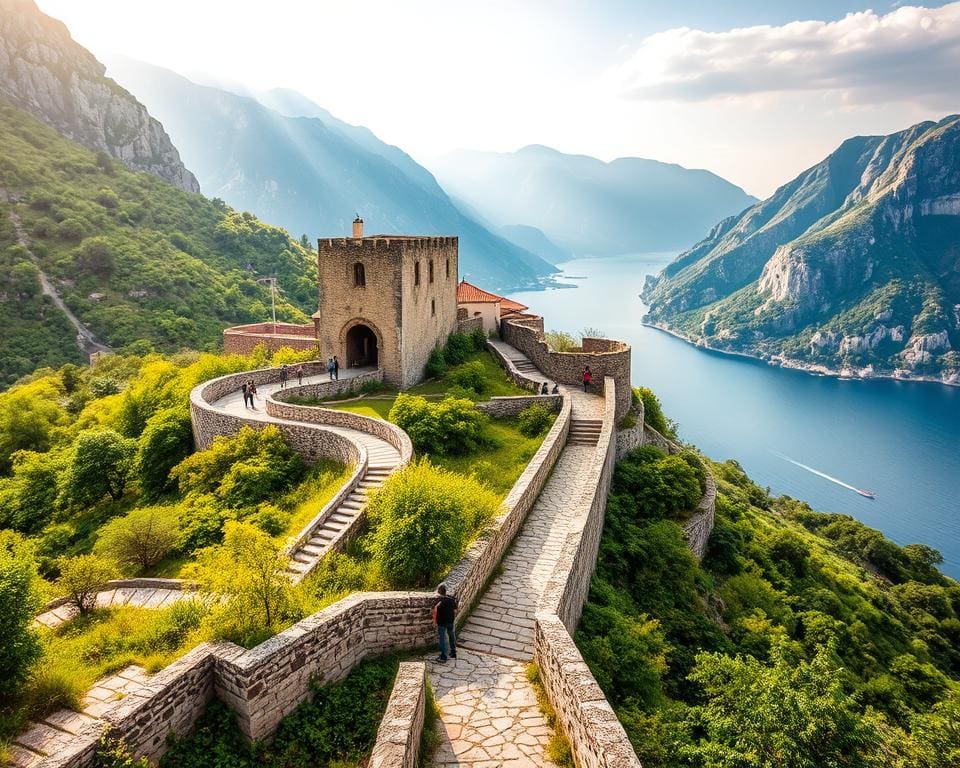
[643,322,960,389]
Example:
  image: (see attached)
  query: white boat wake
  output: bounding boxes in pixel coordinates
[769,450,871,497]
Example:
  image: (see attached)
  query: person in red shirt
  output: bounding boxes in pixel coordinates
[582,366,592,392]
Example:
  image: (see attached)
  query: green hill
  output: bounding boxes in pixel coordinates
[642,115,960,384]
[0,101,316,385]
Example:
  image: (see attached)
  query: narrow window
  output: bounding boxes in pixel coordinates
[414,261,421,286]
[431,298,436,316]
[429,260,434,283]
[445,259,450,278]
[353,262,365,288]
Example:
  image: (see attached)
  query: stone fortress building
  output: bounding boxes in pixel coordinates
[313,217,459,388]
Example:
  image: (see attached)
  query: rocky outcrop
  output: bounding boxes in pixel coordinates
[644,114,960,383]
[0,0,199,192]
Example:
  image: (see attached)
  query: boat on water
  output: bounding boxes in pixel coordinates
[857,489,876,499]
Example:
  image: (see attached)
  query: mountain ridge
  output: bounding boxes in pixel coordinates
[642,115,960,385]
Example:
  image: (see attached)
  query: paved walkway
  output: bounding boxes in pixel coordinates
[33,585,193,629]
[206,367,403,580]
[426,342,604,767]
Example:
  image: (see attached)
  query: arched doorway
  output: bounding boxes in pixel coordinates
[345,323,378,368]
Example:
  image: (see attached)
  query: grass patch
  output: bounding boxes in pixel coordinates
[420,679,442,767]
[525,663,574,767]
[277,460,352,542]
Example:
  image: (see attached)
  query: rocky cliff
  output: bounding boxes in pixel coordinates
[643,115,960,385]
[0,0,199,193]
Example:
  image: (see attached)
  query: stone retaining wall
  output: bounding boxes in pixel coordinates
[475,394,562,418]
[500,318,632,421]
[269,369,384,402]
[369,662,426,768]
[485,339,541,392]
[223,323,318,355]
[534,379,643,768]
[457,315,483,335]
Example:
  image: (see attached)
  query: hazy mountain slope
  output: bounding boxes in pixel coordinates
[642,115,960,384]
[430,145,757,255]
[0,0,199,193]
[106,60,555,292]
[0,102,316,385]
[498,224,571,265]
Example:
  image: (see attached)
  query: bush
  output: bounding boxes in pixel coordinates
[444,360,487,395]
[95,506,180,574]
[388,394,490,456]
[425,346,448,379]
[634,386,672,437]
[135,407,194,497]
[63,429,136,506]
[470,326,487,351]
[612,446,702,521]
[545,330,579,352]
[443,332,474,366]
[367,459,499,587]
[56,554,119,615]
[0,531,42,696]
[517,404,553,437]
[358,379,385,395]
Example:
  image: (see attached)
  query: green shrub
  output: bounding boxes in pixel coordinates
[0,531,42,696]
[388,394,490,456]
[544,330,579,352]
[135,407,194,497]
[367,459,499,587]
[517,404,553,437]
[63,428,136,506]
[443,332,474,365]
[95,506,180,574]
[634,386,672,437]
[358,379,385,395]
[612,446,702,521]
[470,326,487,351]
[56,553,119,615]
[93,732,149,768]
[444,360,487,395]
[425,346,447,379]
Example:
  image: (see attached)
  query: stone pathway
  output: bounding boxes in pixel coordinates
[8,666,152,767]
[207,367,403,581]
[426,341,604,767]
[33,585,193,629]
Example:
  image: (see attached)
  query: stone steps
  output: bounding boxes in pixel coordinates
[568,419,602,446]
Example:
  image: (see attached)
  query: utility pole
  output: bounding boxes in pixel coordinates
[256,277,277,329]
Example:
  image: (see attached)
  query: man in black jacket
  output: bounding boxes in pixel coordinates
[433,583,457,662]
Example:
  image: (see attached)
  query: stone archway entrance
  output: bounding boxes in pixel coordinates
[345,323,378,368]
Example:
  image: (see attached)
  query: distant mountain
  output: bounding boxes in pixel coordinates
[0,0,199,193]
[105,59,556,292]
[429,145,757,256]
[498,224,572,265]
[642,116,960,385]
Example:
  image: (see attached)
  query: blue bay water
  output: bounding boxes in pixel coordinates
[509,253,960,579]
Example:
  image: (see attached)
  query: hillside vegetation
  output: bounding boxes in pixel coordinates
[578,415,960,766]
[0,102,317,385]
[642,115,960,384]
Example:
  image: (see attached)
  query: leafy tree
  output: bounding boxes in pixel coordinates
[95,506,180,573]
[186,521,291,639]
[0,448,65,532]
[0,378,68,472]
[612,445,702,520]
[135,407,194,497]
[367,459,499,587]
[687,640,881,767]
[0,531,41,696]
[57,554,119,615]
[388,394,490,456]
[63,429,136,506]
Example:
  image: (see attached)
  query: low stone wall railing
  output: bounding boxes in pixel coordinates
[475,393,562,418]
[534,379,643,768]
[269,369,383,402]
[369,662,426,768]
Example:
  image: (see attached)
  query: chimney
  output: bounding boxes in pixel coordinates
[352,214,364,239]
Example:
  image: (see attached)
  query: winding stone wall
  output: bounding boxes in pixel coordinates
[223,323,319,355]
[534,379,642,768]
[500,318,632,420]
[369,662,426,768]
[269,369,384,402]
[456,315,484,335]
[475,394,562,417]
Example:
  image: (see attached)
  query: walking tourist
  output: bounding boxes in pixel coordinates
[280,364,288,389]
[552,382,559,394]
[327,357,335,381]
[248,381,258,409]
[333,356,340,380]
[541,381,549,395]
[582,366,592,392]
[241,381,250,409]
[433,583,457,662]
[296,364,303,385]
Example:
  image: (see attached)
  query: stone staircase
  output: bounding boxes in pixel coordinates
[568,418,603,446]
[511,357,541,378]
[284,435,401,581]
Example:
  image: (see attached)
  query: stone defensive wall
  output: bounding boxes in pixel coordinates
[475,393,563,417]
[500,317,632,420]
[534,379,643,768]
[456,314,484,335]
[223,322,318,355]
[369,662,427,768]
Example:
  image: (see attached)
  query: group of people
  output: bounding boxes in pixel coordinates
[534,366,593,395]
[326,356,340,381]
[240,380,258,409]
[539,381,560,395]
[277,364,305,389]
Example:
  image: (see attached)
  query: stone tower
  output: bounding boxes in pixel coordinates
[313,225,459,389]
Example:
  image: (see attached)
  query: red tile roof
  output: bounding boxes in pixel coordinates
[499,297,529,314]
[457,280,503,304]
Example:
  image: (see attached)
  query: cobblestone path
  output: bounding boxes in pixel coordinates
[33,585,193,629]
[426,343,604,766]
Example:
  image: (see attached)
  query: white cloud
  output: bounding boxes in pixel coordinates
[609,4,960,106]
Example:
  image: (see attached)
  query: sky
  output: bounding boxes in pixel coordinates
[37,0,960,198]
